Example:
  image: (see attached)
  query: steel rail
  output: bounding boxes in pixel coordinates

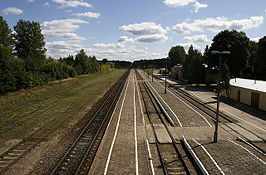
[143,81,191,175]
[49,71,129,175]
[137,72,168,175]
[74,73,127,175]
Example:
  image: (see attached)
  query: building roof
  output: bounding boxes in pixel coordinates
[230,78,266,93]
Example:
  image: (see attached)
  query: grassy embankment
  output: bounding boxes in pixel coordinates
[0,69,126,150]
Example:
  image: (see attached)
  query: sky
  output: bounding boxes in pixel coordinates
[1,0,266,62]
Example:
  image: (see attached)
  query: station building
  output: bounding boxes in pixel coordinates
[222,78,266,111]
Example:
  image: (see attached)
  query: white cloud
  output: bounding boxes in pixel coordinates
[117,36,135,43]
[163,0,195,7]
[135,34,168,43]
[72,11,100,18]
[119,22,168,43]
[250,37,260,42]
[93,43,122,49]
[193,2,207,13]
[184,34,211,43]
[43,2,50,6]
[46,41,82,58]
[52,0,93,8]
[2,7,23,15]
[28,0,35,3]
[120,22,167,36]
[173,16,264,34]
[42,18,87,42]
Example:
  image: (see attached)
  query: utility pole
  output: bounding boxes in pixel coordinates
[211,51,230,143]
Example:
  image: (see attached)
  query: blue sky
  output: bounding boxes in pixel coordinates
[1,0,266,61]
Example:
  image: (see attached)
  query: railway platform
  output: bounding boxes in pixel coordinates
[89,70,152,175]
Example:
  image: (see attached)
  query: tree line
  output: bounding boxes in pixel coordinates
[134,30,266,84]
[0,17,114,95]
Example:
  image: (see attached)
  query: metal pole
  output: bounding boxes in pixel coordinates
[165,61,167,94]
[152,66,153,82]
[214,54,221,143]
[60,62,62,89]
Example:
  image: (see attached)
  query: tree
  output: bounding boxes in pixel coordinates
[62,55,75,66]
[221,62,230,98]
[0,16,13,48]
[255,36,266,80]
[13,20,46,72]
[74,49,89,75]
[168,45,186,69]
[208,30,250,78]
[182,45,204,83]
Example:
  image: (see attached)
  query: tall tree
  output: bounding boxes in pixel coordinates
[255,36,266,80]
[208,30,250,78]
[0,16,13,48]
[168,45,186,69]
[182,45,204,83]
[74,49,90,75]
[14,20,46,72]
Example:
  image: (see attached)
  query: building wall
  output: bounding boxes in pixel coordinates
[222,86,266,111]
[259,93,266,110]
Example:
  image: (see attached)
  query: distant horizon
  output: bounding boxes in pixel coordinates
[1,0,265,61]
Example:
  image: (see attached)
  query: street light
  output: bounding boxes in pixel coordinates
[211,50,230,143]
[152,65,154,82]
[164,58,169,94]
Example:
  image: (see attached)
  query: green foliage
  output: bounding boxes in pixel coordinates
[0,16,13,48]
[168,45,186,68]
[61,55,75,66]
[255,36,266,80]
[182,45,205,83]
[0,46,27,94]
[13,20,46,72]
[100,62,115,72]
[74,49,99,75]
[221,62,230,97]
[208,30,250,78]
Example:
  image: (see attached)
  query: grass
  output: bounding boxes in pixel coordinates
[0,69,126,148]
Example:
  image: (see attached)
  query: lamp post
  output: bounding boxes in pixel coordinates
[164,58,167,94]
[152,65,154,82]
[211,50,230,143]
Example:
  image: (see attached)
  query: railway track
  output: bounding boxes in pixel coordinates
[49,71,129,175]
[0,76,98,137]
[0,71,129,175]
[148,72,266,145]
[136,70,195,175]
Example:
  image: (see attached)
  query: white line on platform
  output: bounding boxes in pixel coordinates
[193,139,225,175]
[133,73,139,175]
[104,71,131,175]
[145,139,155,175]
[153,78,212,127]
[229,140,266,165]
[136,74,145,125]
